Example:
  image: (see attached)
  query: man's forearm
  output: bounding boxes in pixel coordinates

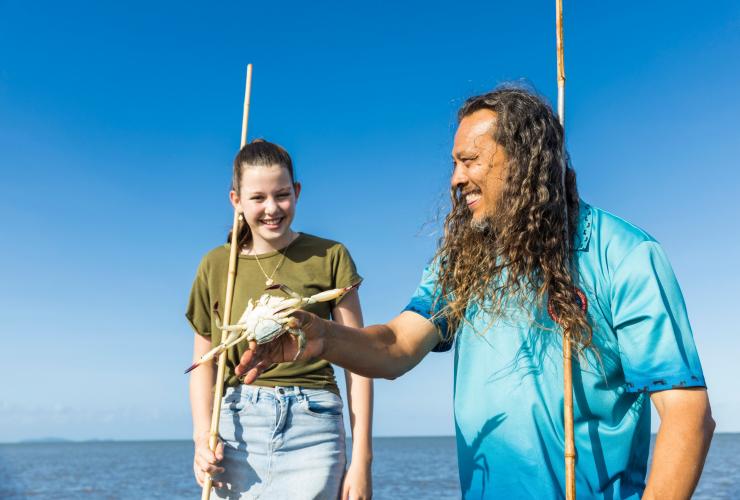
[318,313,437,379]
[645,390,715,499]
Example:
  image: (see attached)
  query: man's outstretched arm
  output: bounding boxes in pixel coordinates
[643,388,715,500]
[236,310,440,382]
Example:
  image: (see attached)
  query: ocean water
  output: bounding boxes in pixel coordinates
[0,434,737,499]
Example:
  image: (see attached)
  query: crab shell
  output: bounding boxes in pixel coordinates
[240,294,301,344]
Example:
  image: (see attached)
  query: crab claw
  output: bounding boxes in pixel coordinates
[266,283,302,299]
[184,362,200,374]
[184,341,228,374]
[305,282,361,304]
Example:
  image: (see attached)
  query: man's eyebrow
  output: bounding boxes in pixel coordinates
[453,149,478,160]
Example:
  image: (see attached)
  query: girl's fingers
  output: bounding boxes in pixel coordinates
[195,456,225,476]
[196,448,216,466]
[195,466,224,489]
[195,445,225,476]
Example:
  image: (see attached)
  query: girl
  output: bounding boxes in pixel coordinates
[186,139,373,499]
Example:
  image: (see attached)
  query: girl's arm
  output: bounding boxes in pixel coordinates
[332,289,373,500]
[189,333,225,487]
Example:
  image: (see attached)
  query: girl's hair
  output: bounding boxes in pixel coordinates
[228,139,297,249]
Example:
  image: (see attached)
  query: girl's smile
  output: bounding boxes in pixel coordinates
[230,164,302,253]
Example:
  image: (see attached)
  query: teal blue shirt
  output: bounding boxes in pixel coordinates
[404,202,705,499]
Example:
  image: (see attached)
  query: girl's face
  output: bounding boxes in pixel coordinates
[230,164,301,248]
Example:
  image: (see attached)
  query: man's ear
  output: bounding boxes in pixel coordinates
[293,182,302,202]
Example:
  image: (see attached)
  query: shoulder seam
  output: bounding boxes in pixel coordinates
[611,240,662,282]
[592,206,659,244]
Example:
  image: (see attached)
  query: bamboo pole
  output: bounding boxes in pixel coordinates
[556,0,566,128]
[200,63,253,500]
[563,334,576,500]
[556,1,576,499]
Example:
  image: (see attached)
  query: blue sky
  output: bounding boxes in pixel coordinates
[1,0,739,441]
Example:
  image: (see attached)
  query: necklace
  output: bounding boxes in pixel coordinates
[249,235,297,287]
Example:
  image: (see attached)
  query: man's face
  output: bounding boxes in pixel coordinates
[451,109,508,225]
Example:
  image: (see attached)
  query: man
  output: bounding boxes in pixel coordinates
[236,87,714,499]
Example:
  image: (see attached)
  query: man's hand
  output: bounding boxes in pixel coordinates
[235,310,327,383]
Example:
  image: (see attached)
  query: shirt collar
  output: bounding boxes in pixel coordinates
[574,200,593,252]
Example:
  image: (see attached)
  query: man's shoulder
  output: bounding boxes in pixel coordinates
[589,204,657,246]
[583,203,664,271]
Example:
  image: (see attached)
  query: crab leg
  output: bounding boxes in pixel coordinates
[184,326,250,373]
[267,283,360,312]
[286,327,306,361]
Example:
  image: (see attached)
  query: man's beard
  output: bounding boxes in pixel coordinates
[470,214,493,233]
[469,202,504,234]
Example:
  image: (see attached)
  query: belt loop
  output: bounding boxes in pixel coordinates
[294,386,304,402]
[250,386,259,404]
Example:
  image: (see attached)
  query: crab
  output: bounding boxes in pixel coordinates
[185,283,358,373]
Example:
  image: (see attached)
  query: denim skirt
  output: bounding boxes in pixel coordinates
[211,385,346,500]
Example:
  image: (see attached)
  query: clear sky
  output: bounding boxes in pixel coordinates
[1,0,739,442]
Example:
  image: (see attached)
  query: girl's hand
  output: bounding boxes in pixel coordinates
[193,431,225,488]
[342,459,372,500]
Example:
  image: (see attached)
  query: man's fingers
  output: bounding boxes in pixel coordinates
[286,315,301,329]
[235,348,257,376]
[215,440,224,462]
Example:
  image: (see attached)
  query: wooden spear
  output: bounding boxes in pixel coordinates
[200,63,253,500]
[556,1,577,499]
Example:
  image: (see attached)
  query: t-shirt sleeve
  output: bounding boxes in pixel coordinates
[185,261,212,338]
[331,244,363,309]
[402,263,454,352]
[611,241,705,393]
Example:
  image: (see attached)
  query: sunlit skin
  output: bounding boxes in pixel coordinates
[229,164,302,253]
[451,109,508,223]
[235,111,715,500]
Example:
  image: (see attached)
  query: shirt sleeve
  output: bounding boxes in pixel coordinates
[331,244,363,309]
[611,241,706,393]
[185,261,212,338]
[402,263,455,352]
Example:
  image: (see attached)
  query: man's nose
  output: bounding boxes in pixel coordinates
[451,164,468,189]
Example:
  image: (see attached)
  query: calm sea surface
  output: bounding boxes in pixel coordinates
[0,434,737,499]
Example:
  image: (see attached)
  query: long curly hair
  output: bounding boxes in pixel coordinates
[434,86,592,350]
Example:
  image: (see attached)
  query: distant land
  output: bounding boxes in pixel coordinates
[15,437,111,444]
[4,433,737,445]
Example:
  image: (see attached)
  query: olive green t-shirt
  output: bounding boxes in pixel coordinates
[186,233,362,394]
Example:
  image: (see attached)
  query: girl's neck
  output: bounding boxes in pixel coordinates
[245,229,298,255]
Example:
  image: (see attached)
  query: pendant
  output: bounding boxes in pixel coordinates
[265,278,274,287]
